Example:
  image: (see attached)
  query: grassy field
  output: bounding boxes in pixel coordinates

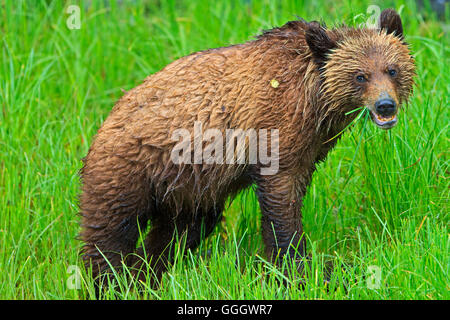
[0,0,448,299]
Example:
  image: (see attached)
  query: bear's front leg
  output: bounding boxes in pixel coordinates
[255,170,309,266]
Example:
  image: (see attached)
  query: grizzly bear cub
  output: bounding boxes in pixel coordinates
[79,9,415,286]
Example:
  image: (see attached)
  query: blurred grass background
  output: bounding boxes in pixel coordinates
[0,0,448,299]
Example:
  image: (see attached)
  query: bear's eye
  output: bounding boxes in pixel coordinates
[356,75,367,83]
[388,69,397,77]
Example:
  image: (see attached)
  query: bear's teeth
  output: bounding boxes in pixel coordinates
[376,114,395,122]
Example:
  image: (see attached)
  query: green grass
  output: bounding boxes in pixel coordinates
[0,0,448,299]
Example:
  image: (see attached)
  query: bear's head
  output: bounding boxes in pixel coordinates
[306,8,416,130]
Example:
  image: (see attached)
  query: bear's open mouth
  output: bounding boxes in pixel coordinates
[369,111,398,130]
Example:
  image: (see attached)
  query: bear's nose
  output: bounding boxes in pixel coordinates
[375,98,396,117]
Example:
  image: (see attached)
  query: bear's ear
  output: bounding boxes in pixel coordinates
[378,8,403,39]
[305,22,337,67]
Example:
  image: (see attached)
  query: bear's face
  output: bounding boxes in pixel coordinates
[324,32,415,130]
[306,9,416,130]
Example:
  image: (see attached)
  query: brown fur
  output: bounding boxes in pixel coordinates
[79,9,415,286]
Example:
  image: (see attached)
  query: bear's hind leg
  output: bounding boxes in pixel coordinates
[131,217,176,286]
[79,156,152,289]
[132,206,223,286]
[81,208,150,287]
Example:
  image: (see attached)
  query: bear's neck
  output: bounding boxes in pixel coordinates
[279,52,358,162]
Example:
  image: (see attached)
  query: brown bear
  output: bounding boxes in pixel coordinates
[79,9,415,287]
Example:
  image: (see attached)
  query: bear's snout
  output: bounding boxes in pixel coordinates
[375,98,396,117]
[369,95,398,130]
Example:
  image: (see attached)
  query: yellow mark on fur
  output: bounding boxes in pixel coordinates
[270,79,279,88]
